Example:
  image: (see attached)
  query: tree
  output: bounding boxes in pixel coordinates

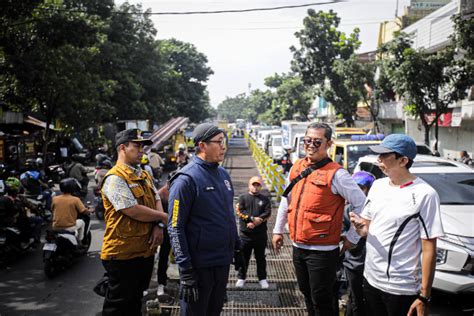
[382,33,472,146]
[156,38,214,123]
[0,0,114,162]
[291,9,361,125]
[217,94,252,122]
[262,73,313,123]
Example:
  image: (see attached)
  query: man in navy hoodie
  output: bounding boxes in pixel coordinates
[168,123,242,316]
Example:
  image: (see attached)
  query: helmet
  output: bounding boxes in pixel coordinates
[178,143,185,150]
[25,159,38,170]
[59,178,81,194]
[352,171,375,188]
[101,159,113,169]
[141,154,149,165]
[36,157,43,166]
[5,177,21,193]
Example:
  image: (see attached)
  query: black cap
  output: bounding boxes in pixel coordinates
[192,123,224,143]
[115,129,153,147]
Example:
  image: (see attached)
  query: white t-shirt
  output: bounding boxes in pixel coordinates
[361,177,444,295]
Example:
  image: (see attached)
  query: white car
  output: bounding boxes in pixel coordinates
[354,155,474,294]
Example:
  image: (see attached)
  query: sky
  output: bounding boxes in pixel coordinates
[118,0,411,107]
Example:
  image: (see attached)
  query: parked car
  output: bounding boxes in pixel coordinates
[354,154,474,294]
[416,142,435,156]
[329,139,383,173]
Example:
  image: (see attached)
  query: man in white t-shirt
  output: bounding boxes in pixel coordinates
[350,134,444,316]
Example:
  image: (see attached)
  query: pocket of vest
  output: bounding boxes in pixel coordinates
[301,212,333,241]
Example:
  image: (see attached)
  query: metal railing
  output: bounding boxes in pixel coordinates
[245,133,285,200]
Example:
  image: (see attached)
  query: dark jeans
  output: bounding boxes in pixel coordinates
[237,232,267,280]
[157,227,171,286]
[180,265,230,316]
[293,246,339,316]
[345,268,365,316]
[102,256,154,316]
[363,278,418,316]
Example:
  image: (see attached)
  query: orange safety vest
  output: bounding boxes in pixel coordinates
[288,158,345,246]
[100,163,157,260]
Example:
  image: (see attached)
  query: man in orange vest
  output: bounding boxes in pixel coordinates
[100,129,168,316]
[272,122,366,315]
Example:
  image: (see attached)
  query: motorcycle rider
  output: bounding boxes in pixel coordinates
[20,159,52,211]
[0,177,43,245]
[281,145,293,174]
[65,154,89,196]
[52,178,91,244]
[175,143,190,169]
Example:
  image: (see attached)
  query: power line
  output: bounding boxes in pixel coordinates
[40,0,342,15]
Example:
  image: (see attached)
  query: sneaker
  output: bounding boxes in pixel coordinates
[157,284,165,296]
[235,279,245,288]
[259,279,269,289]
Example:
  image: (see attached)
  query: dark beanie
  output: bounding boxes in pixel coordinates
[192,123,224,143]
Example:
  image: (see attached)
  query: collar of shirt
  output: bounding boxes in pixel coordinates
[122,163,143,177]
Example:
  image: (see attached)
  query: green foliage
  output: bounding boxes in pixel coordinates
[0,0,215,140]
[382,32,472,145]
[290,9,362,125]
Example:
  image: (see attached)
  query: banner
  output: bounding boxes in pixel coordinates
[451,108,462,127]
[438,110,452,127]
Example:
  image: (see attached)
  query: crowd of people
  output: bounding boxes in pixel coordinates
[93,122,448,316]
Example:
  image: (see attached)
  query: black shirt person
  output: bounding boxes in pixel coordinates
[235,176,271,289]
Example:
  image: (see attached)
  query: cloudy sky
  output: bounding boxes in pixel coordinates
[118,0,411,107]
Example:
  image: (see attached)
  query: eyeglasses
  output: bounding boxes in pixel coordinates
[207,139,226,147]
[303,138,324,147]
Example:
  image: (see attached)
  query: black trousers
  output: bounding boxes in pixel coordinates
[180,265,230,316]
[363,278,418,316]
[102,256,154,316]
[157,227,171,285]
[237,232,267,281]
[345,267,365,316]
[293,246,339,316]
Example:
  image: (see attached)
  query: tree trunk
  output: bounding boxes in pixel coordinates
[423,123,430,146]
[42,117,52,170]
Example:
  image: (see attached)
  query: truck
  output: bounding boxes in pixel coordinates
[281,121,309,148]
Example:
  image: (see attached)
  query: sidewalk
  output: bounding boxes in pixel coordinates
[146,137,306,315]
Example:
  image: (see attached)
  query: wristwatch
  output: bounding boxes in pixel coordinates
[154,221,165,229]
[417,293,431,305]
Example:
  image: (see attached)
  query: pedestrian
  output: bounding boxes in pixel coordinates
[168,123,243,316]
[100,128,168,316]
[350,134,444,316]
[272,122,366,316]
[460,150,472,165]
[148,148,165,179]
[235,176,271,289]
[343,171,375,316]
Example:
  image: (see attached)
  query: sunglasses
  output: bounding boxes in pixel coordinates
[303,138,324,147]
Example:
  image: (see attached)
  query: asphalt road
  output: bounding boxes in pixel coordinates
[0,169,473,316]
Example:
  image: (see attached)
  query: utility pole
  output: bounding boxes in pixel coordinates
[395,0,399,17]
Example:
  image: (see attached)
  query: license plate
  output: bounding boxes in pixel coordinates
[43,243,57,252]
[0,236,6,245]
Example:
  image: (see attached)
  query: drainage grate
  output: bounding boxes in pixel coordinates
[156,138,307,315]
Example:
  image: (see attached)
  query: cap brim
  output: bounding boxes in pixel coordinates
[369,145,394,154]
[132,139,153,146]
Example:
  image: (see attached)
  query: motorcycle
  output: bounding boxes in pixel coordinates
[46,164,66,183]
[42,212,92,278]
[0,226,35,268]
[93,186,105,220]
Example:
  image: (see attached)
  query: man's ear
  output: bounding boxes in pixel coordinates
[198,141,206,151]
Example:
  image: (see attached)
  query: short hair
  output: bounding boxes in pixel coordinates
[394,152,413,169]
[306,122,333,140]
[116,141,129,153]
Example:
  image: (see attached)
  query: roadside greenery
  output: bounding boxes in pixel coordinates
[0,0,213,155]
[381,14,473,147]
